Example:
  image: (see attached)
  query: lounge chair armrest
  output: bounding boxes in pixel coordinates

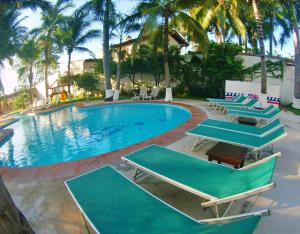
[201,209,270,224]
[201,183,276,208]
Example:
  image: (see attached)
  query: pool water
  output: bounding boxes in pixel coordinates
[0,103,191,167]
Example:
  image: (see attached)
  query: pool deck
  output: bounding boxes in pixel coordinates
[1,99,300,234]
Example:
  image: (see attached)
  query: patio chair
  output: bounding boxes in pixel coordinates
[227,107,282,123]
[65,165,269,233]
[216,98,258,113]
[186,123,287,159]
[122,145,278,217]
[131,87,148,100]
[199,118,282,136]
[143,87,160,100]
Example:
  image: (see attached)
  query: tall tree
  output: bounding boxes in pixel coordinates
[37,0,72,99]
[0,0,49,95]
[0,8,26,95]
[111,13,140,101]
[128,0,208,101]
[57,10,100,98]
[249,0,267,94]
[81,0,115,101]
[16,36,43,103]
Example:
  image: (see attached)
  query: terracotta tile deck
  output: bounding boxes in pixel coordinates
[0,101,207,182]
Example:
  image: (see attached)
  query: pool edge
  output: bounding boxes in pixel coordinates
[0,101,207,182]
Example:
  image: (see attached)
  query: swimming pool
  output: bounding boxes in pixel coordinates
[0,103,191,167]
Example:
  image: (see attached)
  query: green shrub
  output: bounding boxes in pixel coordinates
[13,91,30,109]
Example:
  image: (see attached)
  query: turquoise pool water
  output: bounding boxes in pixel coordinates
[0,103,191,167]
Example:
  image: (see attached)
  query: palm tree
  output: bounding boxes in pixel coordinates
[57,10,100,97]
[111,13,140,101]
[191,0,246,44]
[0,8,27,95]
[81,0,115,101]
[128,0,208,101]
[16,36,43,103]
[37,0,72,99]
[248,0,267,94]
[288,1,300,108]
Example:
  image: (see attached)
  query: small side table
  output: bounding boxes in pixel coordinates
[206,142,249,169]
[237,117,257,126]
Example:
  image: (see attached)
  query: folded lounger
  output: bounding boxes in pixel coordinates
[66,165,269,234]
[199,118,282,136]
[207,94,241,102]
[228,105,274,114]
[208,95,247,108]
[227,108,282,123]
[122,145,278,217]
[216,99,258,113]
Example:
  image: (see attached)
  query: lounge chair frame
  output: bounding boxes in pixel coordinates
[65,165,270,233]
[187,128,287,160]
[198,119,284,137]
[122,147,280,217]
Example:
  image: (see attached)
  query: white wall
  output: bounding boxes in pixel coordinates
[239,55,294,105]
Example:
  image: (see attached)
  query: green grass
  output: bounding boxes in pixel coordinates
[281,104,300,116]
[55,95,131,106]
[0,109,22,120]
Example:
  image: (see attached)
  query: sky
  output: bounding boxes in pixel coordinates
[1,0,295,95]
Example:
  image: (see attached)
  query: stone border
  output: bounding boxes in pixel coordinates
[0,101,207,182]
[0,129,14,146]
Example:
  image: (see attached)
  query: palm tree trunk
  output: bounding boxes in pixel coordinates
[29,65,33,104]
[244,33,248,52]
[67,52,72,97]
[238,35,242,46]
[163,15,172,101]
[103,0,113,101]
[291,3,300,106]
[269,33,273,56]
[269,17,274,56]
[44,48,49,98]
[252,0,267,94]
[0,176,34,233]
[113,43,122,101]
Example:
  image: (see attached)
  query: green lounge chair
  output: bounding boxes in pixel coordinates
[187,124,287,156]
[216,99,258,113]
[199,118,282,136]
[227,108,282,122]
[208,96,247,109]
[228,105,274,114]
[207,94,241,102]
[66,165,269,233]
[122,145,278,217]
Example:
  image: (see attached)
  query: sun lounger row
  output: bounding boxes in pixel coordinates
[64,101,286,233]
[208,95,282,122]
[66,145,273,233]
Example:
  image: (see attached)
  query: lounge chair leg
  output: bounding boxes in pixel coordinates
[133,168,145,181]
[222,201,234,217]
[192,138,205,152]
[215,205,219,218]
[81,213,91,234]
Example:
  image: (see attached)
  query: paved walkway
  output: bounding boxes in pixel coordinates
[2,99,300,234]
